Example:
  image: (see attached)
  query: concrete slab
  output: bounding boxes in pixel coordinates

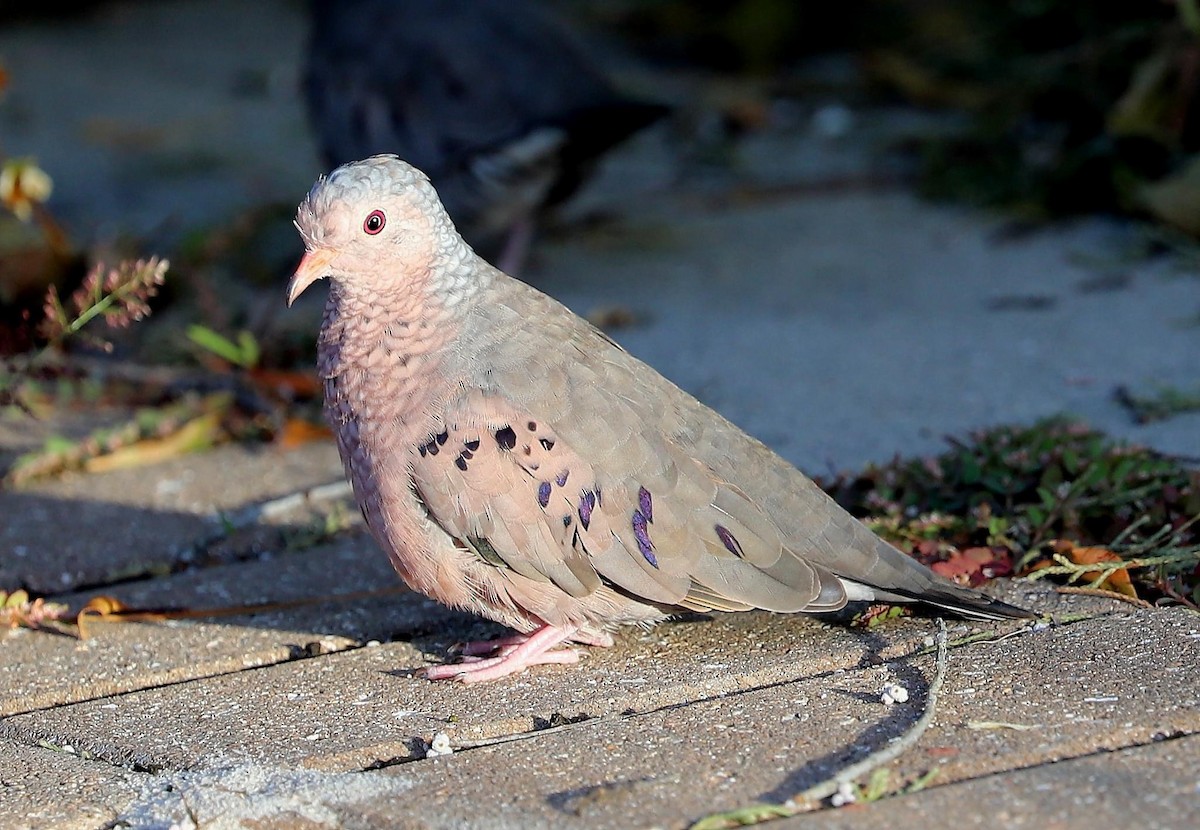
[346,608,1199,830]
[45,604,1193,830]
[1,439,343,593]
[780,733,1200,830]
[538,192,1200,473]
[0,528,454,716]
[0,587,1048,773]
[0,587,1157,767]
[0,738,148,830]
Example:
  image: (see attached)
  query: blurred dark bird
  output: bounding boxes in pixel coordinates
[304,0,668,271]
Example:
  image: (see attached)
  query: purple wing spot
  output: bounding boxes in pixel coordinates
[537,481,552,508]
[632,509,658,568]
[715,524,744,558]
[637,486,653,523]
[579,490,596,530]
[562,514,572,527]
[555,469,569,487]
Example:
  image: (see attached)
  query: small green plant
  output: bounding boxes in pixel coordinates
[186,324,260,369]
[823,418,1200,606]
[0,257,169,414]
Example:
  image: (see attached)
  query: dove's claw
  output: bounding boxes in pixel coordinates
[422,624,585,682]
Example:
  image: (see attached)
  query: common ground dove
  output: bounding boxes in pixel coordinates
[288,155,1032,683]
[304,0,667,270]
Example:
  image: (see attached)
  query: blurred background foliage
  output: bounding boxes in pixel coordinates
[589,0,1200,229]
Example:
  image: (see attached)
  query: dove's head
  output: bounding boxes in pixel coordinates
[287,155,472,306]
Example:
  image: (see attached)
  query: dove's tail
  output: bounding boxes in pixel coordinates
[844,578,1036,621]
[837,535,1037,621]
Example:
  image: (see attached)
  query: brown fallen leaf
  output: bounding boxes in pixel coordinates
[931,546,1014,587]
[1030,540,1138,598]
[276,417,332,449]
[247,367,323,400]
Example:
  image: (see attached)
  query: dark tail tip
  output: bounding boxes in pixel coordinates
[922,589,1037,622]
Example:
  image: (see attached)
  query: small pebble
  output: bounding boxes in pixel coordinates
[881,682,909,706]
[425,732,453,758]
[830,781,857,807]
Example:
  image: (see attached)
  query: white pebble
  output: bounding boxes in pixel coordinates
[425,732,453,758]
[881,682,909,705]
[830,781,857,807]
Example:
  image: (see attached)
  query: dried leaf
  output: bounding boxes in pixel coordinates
[1050,540,1138,598]
[78,595,130,616]
[276,417,331,449]
[247,368,322,400]
[0,158,53,222]
[931,546,1013,587]
[83,408,226,473]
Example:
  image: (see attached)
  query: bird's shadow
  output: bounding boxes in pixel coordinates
[756,628,932,805]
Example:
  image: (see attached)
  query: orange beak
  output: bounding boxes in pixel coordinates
[286,249,336,307]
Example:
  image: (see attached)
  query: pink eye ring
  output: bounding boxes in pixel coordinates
[363,209,386,235]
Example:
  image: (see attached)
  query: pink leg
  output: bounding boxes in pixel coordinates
[455,628,613,657]
[422,623,588,683]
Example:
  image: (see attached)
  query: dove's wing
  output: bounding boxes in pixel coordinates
[410,386,847,615]
[406,277,861,616]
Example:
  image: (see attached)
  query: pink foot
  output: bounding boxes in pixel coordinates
[422,624,597,683]
[454,628,613,657]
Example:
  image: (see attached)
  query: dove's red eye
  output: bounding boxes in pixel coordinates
[363,210,386,235]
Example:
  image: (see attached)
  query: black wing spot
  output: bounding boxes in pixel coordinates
[455,456,468,472]
[539,437,555,451]
[495,426,517,450]
[465,438,480,452]
[436,430,449,445]
[527,421,538,431]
